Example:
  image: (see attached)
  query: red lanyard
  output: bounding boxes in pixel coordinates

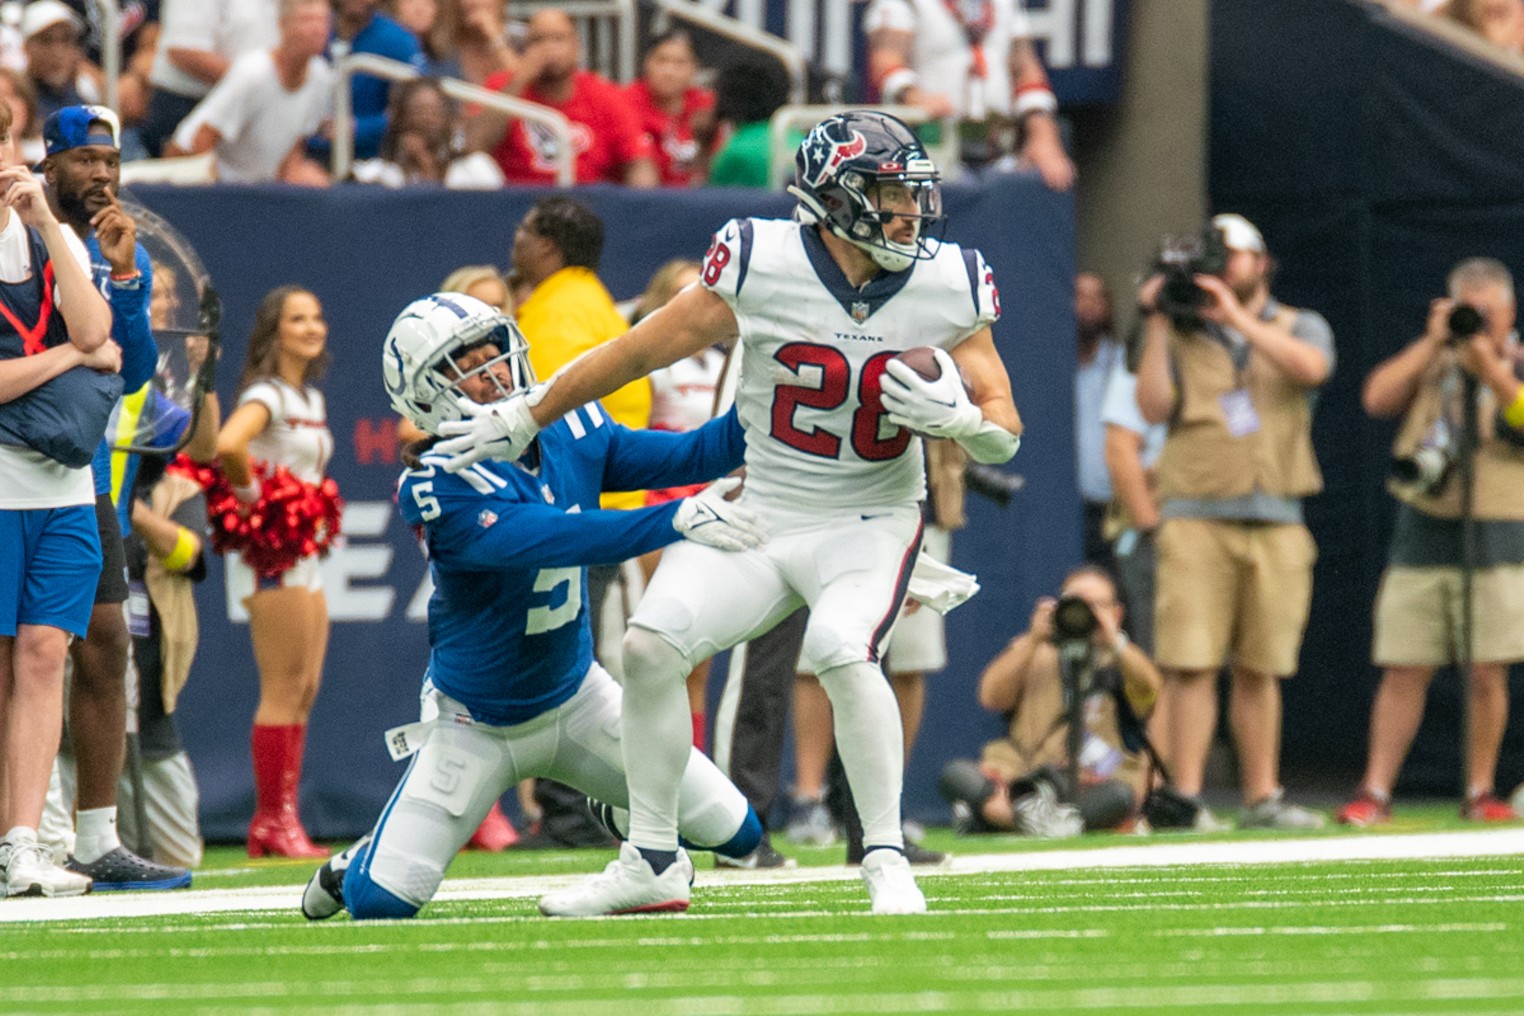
[6,260,56,356]
[943,0,995,78]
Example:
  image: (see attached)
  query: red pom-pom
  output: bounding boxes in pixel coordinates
[179,457,344,579]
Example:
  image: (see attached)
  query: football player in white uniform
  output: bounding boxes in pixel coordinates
[436,111,1023,915]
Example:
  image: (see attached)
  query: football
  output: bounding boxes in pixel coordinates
[893,346,973,396]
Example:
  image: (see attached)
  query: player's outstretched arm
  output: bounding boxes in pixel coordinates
[535,284,738,427]
[436,286,739,473]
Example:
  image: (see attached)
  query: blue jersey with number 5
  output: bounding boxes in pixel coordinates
[397,402,745,725]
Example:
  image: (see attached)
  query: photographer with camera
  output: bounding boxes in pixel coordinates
[1339,258,1524,826]
[1134,213,1333,830]
[938,566,1161,837]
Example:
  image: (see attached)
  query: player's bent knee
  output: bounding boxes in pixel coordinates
[621,626,691,684]
[345,869,423,921]
[801,626,866,677]
[710,806,763,859]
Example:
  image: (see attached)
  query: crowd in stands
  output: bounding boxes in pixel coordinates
[0,0,1073,190]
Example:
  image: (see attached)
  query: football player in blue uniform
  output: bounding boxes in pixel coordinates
[301,293,765,921]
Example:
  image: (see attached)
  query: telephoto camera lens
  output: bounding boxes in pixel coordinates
[1448,304,1485,340]
[1052,595,1098,644]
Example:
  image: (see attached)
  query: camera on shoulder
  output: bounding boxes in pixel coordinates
[1151,226,1228,330]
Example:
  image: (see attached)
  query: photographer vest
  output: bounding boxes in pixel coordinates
[1389,354,1524,521]
[1155,305,1323,502]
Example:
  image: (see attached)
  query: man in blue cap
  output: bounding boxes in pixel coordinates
[41,104,189,891]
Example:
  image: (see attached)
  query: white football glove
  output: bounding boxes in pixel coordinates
[880,348,982,440]
[673,476,766,552]
[434,391,541,473]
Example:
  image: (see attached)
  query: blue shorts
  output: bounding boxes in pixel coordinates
[0,504,102,638]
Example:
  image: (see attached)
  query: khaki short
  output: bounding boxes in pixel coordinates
[1154,518,1317,676]
[1372,564,1524,666]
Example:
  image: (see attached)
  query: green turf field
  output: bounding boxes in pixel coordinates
[3,817,1522,1014]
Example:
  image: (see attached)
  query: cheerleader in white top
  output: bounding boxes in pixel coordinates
[215,286,335,859]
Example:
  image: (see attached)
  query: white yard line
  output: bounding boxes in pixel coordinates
[1,827,1520,924]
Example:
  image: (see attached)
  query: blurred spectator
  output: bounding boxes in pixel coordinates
[1076,271,1123,567]
[1339,258,1524,826]
[863,0,1074,189]
[440,263,510,314]
[166,0,332,186]
[471,8,657,187]
[625,30,714,187]
[1135,213,1332,830]
[426,0,518,84]
[23,0,102,124]
[938,567,1160,836]
[320,0,424,163]
[386,0,436,40]
[0,66,43,163]
[1445,0,1524,51]
[706,57,792,189]
[118,452,209,869]
[1100,333,1166,657]
[350,77,503,188]
[97,1,161,136]
[140,0,279,158]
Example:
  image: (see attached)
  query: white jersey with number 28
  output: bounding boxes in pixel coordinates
[700,217,1000,512]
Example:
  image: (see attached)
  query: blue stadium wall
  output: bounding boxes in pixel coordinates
[130,174,1076,840]
[1211,0,1524,797]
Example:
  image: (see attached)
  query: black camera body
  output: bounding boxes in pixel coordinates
[1053,594,1098,645]
[1153,228,1229,330]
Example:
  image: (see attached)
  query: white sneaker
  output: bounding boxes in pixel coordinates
[860,849,926,915]
[301,835,370,920]
[6,840,91,898]
[538,842,693,917]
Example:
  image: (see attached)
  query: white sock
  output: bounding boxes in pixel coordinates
[3,825,37,846]
[73,807,120,864]
[816,660,905,850]
[619,628,695,852]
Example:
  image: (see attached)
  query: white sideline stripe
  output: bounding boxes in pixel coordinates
[1,827,1519,924]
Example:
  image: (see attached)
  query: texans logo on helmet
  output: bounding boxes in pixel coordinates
[801,128,867,187]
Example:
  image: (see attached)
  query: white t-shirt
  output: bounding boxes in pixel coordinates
[863,0,1032,120]
[647,348,726,432]
[0,214,99,508]
[1098,355,1165,470]
[150,0,281,99]
[240,379,332,485]
[174,51,333,184]
[701,217,999,511]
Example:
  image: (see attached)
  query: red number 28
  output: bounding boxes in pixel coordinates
[770,343,910,462]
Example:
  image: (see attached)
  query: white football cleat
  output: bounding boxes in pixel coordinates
[6,840,91,898]
[538,842,693,917]
[301,834,371,920]
[860,849,927,915]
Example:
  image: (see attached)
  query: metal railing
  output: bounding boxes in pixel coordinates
[651,0,808,104]
[330,53,575,187]
[767,104,961,191]
[512,0,638,83]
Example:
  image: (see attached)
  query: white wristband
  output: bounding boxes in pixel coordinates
[881,68,920,103]
[1012,87,1058,120]
[957,419,1021,464]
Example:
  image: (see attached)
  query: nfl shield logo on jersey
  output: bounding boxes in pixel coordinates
[851,301,870,323]
[477,509,498,529]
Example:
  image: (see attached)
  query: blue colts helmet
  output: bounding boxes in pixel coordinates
[382,293,534,436]
[789,110,944,272]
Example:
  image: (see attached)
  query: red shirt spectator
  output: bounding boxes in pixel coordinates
[624,79,712,187]
[483,67,652,185]
[623,29,714,187]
